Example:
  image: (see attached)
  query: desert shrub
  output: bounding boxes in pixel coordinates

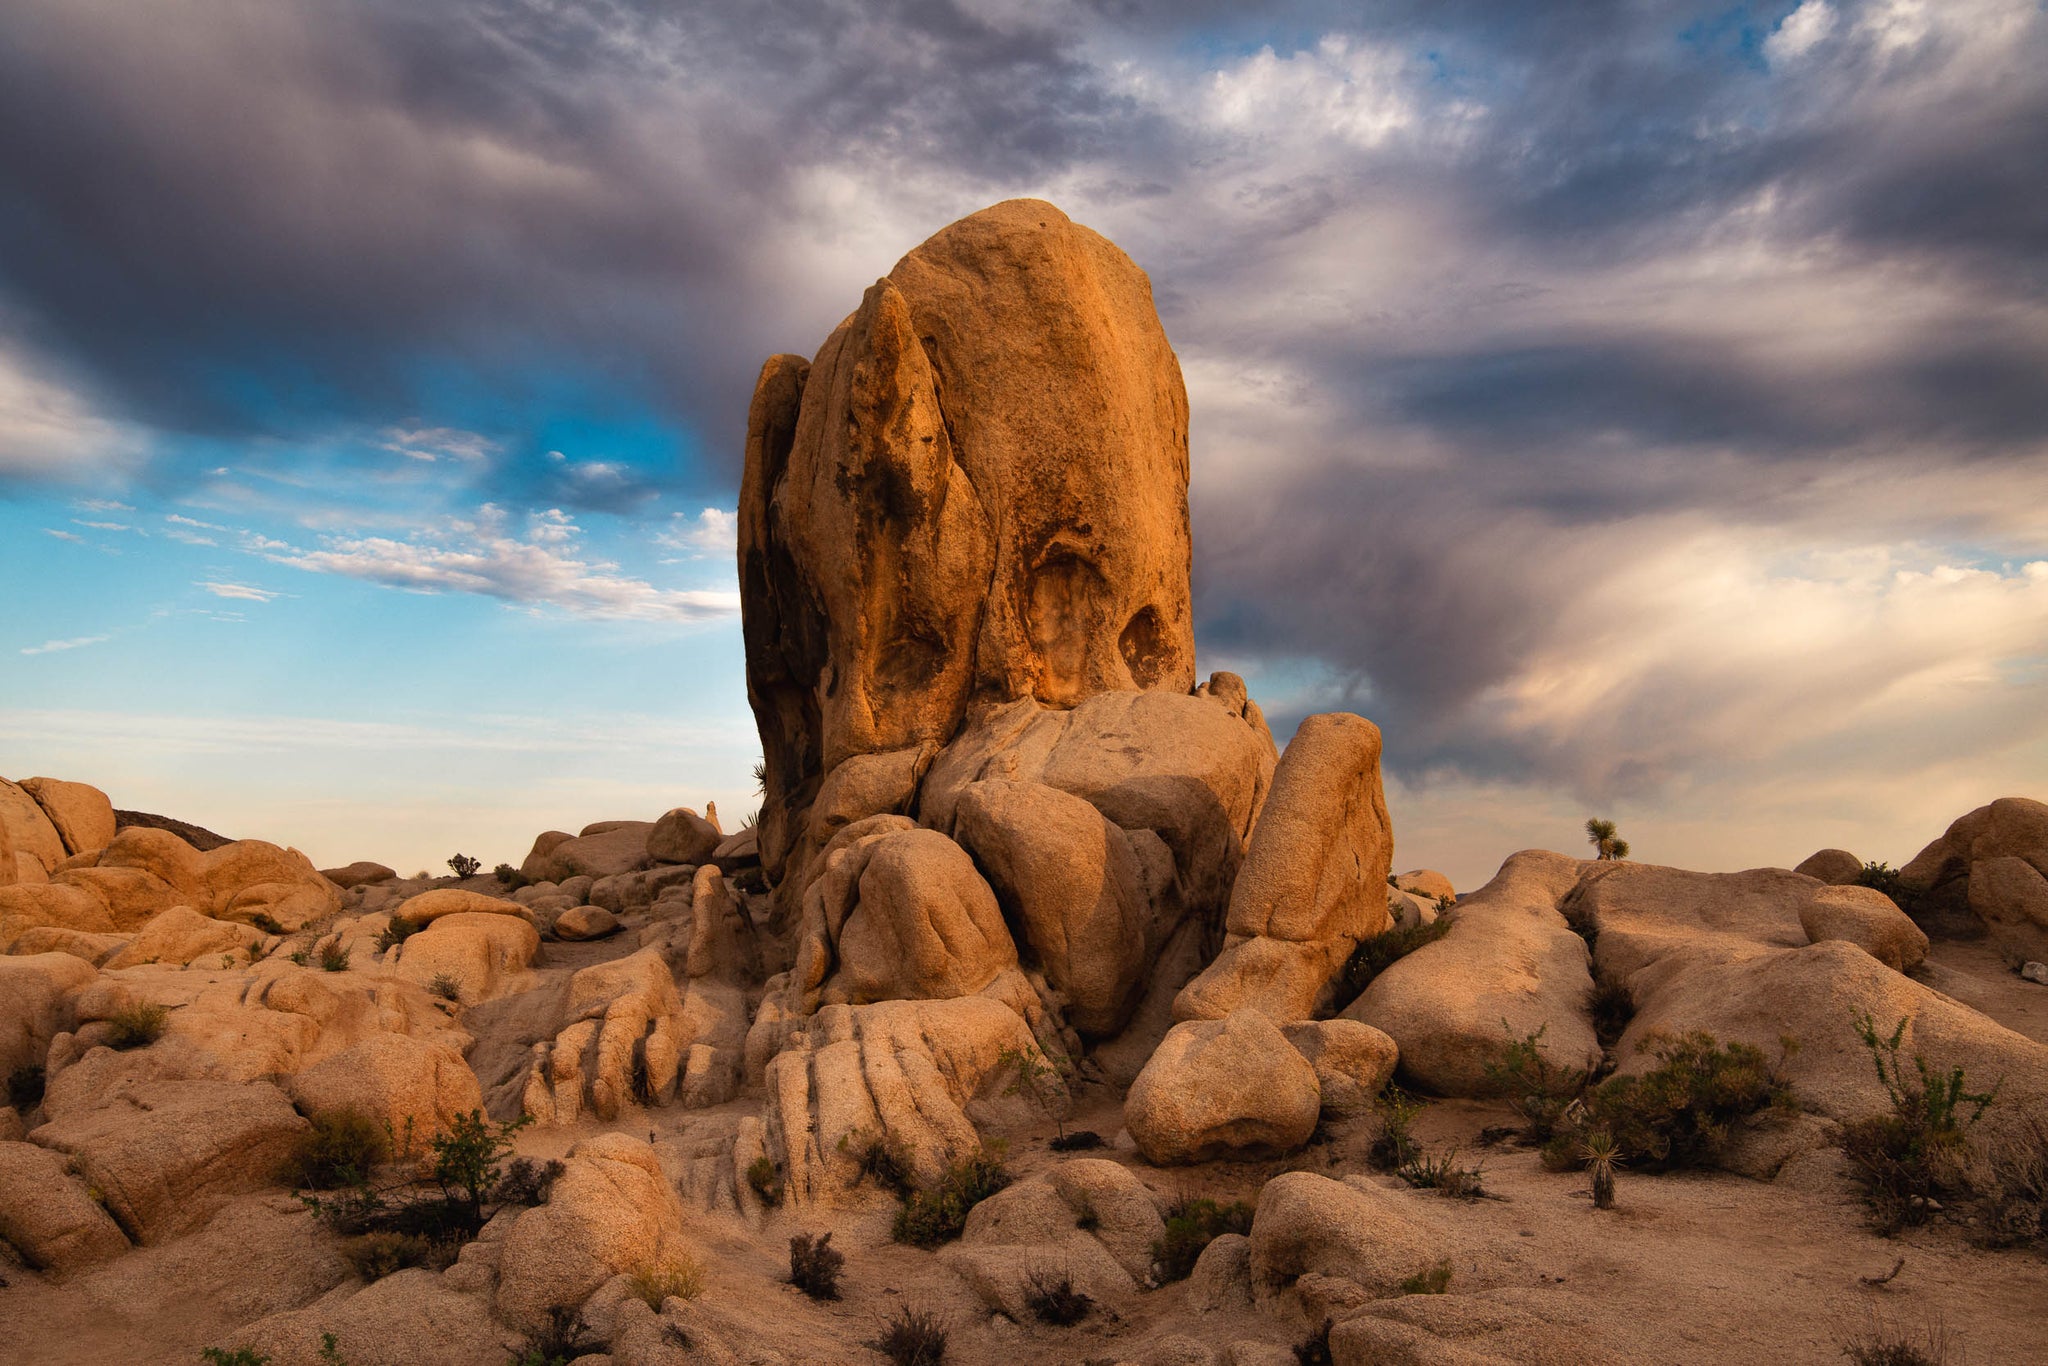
[290,949,310,966]
[1545,1031,1791,1173]
[432,1110,529,1229]
[1843,1013,1999,1235]
[1587,978,1635,1051]
[1400,1260,1453,1294]
[1398,1147,1487,1199]
[746,1154,785,1207]
[1979,1102,2048,1247]
[1024,1272,1092,1325]
[319,942,351,973]
[301,1110,526,1246]
[1853,862,1937,922]
[448,853,481,879]
[1050,1130,1105,1152]
[892,1145,1011,1249]
[627,1252,704,1309]
[869,1307,948,1366]
[288,1109,389,1190]
[429,973,464,1003]
[789,1230,844,1300]
[841,1127,915,1197]
[106,1001,170,1050]
[1370,1083,1425,1169]
[1482,1024,1588,1142]
[249,912,285,935]
[342,1230,437,1280]
[7,1063,45,1110]
[494,1157,564,1207]
[493,863,531,890]
[317,1334,350,1366]
[1151,1195,1254,1283]
[1336,918,1451,1000]
[1293,1319,1334,1366]
[1838,1319,1953,1366]
[998,1044,1073,1140]
[373,915,419,954]
[513,1307,600,1366]
[200,1350,271,1365]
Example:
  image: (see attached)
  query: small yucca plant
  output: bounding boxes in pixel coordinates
[1580,1127,1624,1210]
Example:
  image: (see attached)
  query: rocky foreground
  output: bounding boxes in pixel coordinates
[4,202,2047,1365]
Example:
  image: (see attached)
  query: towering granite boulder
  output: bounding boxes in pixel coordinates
[740,199,1199,889]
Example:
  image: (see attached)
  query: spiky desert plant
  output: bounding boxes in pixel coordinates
[1585,818,1630,861]
[1580,1127,1623,1209]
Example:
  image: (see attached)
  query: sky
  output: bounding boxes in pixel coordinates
[2,0,2045,889]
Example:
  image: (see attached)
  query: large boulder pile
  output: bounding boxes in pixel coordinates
[1899,796,2048,955]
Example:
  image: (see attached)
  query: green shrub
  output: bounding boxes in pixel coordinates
[493,863,531,890]
[1843,1013,1998,1235]
[1151,1195,1254,1282]
[746,1154,785,1207]
[789,1230,844,1300]
[512,1307,598,1366]
[1399,1260,1453,1294]
[106,1001,170,1050]
[319,941,351,973]
[249,912,285,935]
[429,973,464,1003]
[494,1157,563,1207]
[1545,1031,1792,1173]
[869,1306,948,1366]
[1336,918,1451,1000]
[892,1146,1011,1249]
[1398,1147,1487,1198]
[1370,1083,1425,1169]
[432,1110,529,1230]
[448,854,481,879]
[287,1109,389,1190]
[1482,1024,1588,1143]
[341,1230,436,1280]
[7,1063,45,1110]
[374,915,419,954]
[200,1349,271,1365]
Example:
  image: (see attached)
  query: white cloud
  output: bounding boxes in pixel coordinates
[657,507,738,558]
[43,528,84,543]
[167,513,227,530]
[0,339,145,482]
[72,519,142,533]
[1200,35,1423,150]
[377,425,499,463]
[20,635,110,656]
[197,580,281,602]
[1766,1,1836,62]
[261,504,741,623]
[75,498,134,513]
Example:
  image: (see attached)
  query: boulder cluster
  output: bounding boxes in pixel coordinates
[3,201,2047,1365]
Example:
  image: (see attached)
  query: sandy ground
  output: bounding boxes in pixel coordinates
[6,926,2045,1366]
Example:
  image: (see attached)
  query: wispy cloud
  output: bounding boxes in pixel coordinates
[43,528,84,543]
[378,426,498,463]
[656,507,738,559]
[74,497,133,513]
[20,634,110,656]
[71,519,142,533]
[259,505,739,623]
[197,580,281,602]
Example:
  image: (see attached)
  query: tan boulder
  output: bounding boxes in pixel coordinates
[1393,869,1455,903]
[6,925,126,965]
[1799,884,1929,971]
[943,1176,1141,1319]
[0,1139,130,1272]
[1124,1009,1321,1164]
[1352,850,1600,1095]
[28,1077,308,1243]
[1246,1171,1441,1299]
[1283,1018,1399,1118]
[804,827,1018,1007]
[1793,848,1864,885]
[234,1266,517,1366]
[391,911,540,1003]
[554,905,619,941]
[287,1033,483,1140]
[389,887,525,925]
[495,1133,689,1333]
[953,778,1164,1036]
[1177,712,1391,1022]
[521,822,653,884]
[0,951,96,1078]
[1970,855,2048,931]
[520,946,688,1124]
[57,828,339,932]
[19,778,117,858]
[104,905,272,970]
[320,860,396,888]
[647,806,721,866]
[1901,796,2048,892]
[0,802,14,884]
[0,778,67,881]
[1044,1157,1166,1282]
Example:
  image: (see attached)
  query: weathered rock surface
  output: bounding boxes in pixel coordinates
[521,945,689,1124]
[520,821,654,884]
[555,904,620,941]
[29,1077,308,1243]
[1283,1018,1400,1118]
[0,1139,131,1271]
[1247,1171,1441,1299]
[495,1133,690,1333]
[1900,796,2048,951]
[1798,884,1928,971]
[0,951,96,1078]
[103,904,273,970]
[0,777,68,881]
[1352,850,1600,1094]
[236,1266,517,1366]
[320,860,397,888]
[648,806,722,866]
[741,199,1199,891]
[1393,869,1455,903]
[18,777,117,860]
[1124,1009,1321,1164]
[1793,848,1864,885]
[941,1167,1150,1318]
[1176,712,1391,1022]
[1,827,340,936]
[287,1032,483,1139]
[391,911,541,1003]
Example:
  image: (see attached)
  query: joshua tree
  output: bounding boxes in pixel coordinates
[1585,819,1630,861]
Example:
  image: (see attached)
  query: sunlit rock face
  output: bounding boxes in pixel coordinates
[739,198,1197,885]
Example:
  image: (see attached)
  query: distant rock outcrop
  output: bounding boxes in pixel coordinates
[1900,796,2048,954]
